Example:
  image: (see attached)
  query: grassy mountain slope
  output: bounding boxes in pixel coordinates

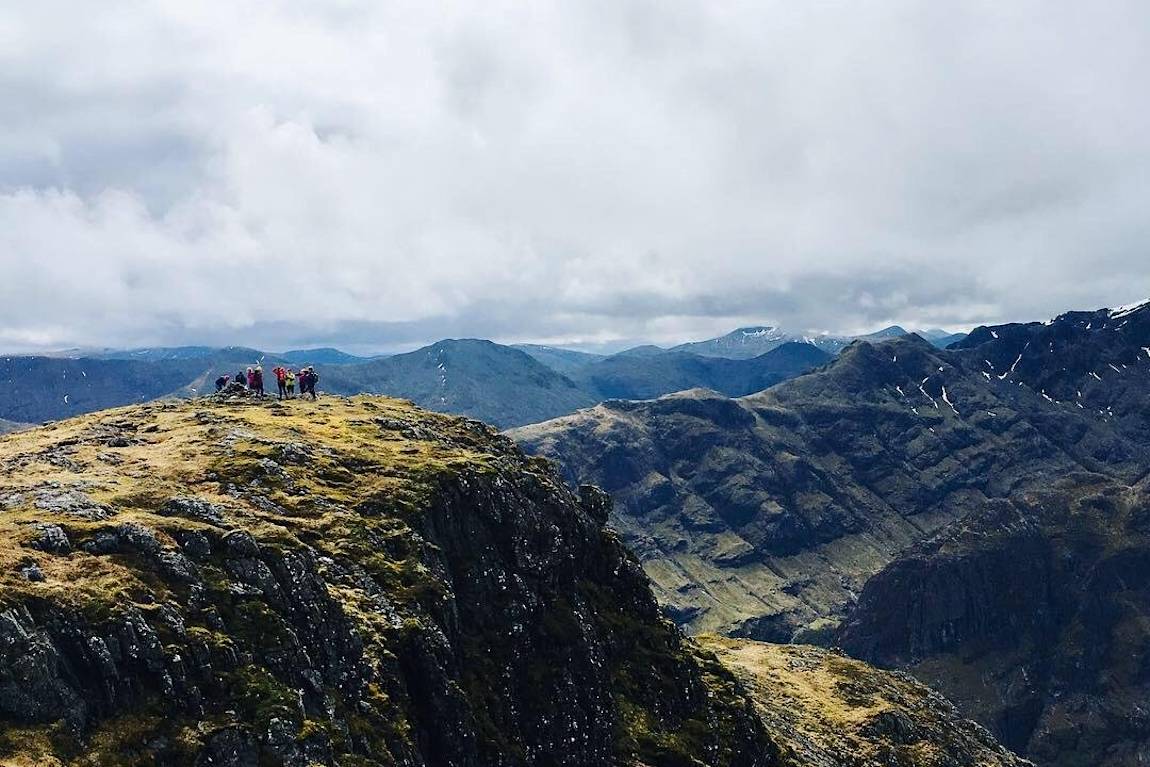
[700,636,1029,767]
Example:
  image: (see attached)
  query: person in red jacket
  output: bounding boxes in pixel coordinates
[273,366,288,399]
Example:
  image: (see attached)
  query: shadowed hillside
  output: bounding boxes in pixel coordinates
[512,301,1150,765]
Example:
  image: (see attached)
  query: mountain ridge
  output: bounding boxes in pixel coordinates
[512,299,1150,766]
[2,339,831,430]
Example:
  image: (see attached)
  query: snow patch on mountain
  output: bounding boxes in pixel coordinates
[1109,299,1150,319]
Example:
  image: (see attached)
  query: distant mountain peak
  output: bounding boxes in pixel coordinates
[862,325,909,338]
[733,326,780,338]
[1108,298,1150,319]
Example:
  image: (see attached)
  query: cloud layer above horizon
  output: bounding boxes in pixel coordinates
[2,1,1149,352]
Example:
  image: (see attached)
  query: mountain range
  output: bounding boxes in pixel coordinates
[0,324,955,430]
[665,325,965,358]
[512,299,1150,766]
[1,335,831,429]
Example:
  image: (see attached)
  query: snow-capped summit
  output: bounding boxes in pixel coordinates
[1109,299,1150,319]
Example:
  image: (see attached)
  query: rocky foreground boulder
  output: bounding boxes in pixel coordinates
[0,395,1020,765]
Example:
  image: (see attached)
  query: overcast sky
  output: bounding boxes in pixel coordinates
[2,1,1149,353]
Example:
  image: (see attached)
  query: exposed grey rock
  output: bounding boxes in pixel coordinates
[0,607,87,729]
[221,530,260,558]
[34,487,110,520]
[275,442,311,465]
[116,522,163,557]
[19,562,45,582]
[160,496,227,526]
[26,523,71,554]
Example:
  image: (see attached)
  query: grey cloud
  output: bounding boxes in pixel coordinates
[0,1,1148,353]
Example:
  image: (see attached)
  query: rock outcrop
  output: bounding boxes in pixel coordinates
[0,396,778,766]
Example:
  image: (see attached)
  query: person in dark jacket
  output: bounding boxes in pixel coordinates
[215,374,229,392]
[236,370,247,388]
[252,366,265,396]
[300,367,319,400]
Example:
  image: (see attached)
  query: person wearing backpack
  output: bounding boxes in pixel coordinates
[252,366,265,397]
[285,369,296,398]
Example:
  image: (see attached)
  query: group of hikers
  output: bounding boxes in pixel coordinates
[214,365,319,400]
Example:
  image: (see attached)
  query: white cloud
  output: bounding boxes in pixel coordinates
[1,0,1149,352]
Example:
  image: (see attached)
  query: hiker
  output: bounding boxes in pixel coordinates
[214,374,229,392]
[285,368,296,398]
[253,366,265,397]
[246,367,255,389]
[300,367,319,400]
[274,366,288,399]
[298,368,310,399]
[236,370,247,388]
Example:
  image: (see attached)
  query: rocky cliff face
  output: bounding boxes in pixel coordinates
[838,485,1150,765]
[0,395,781,766]
[512,334,1146,641]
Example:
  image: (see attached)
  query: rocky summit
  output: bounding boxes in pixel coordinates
[0,394,1027,766]
[0,395,774,765]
